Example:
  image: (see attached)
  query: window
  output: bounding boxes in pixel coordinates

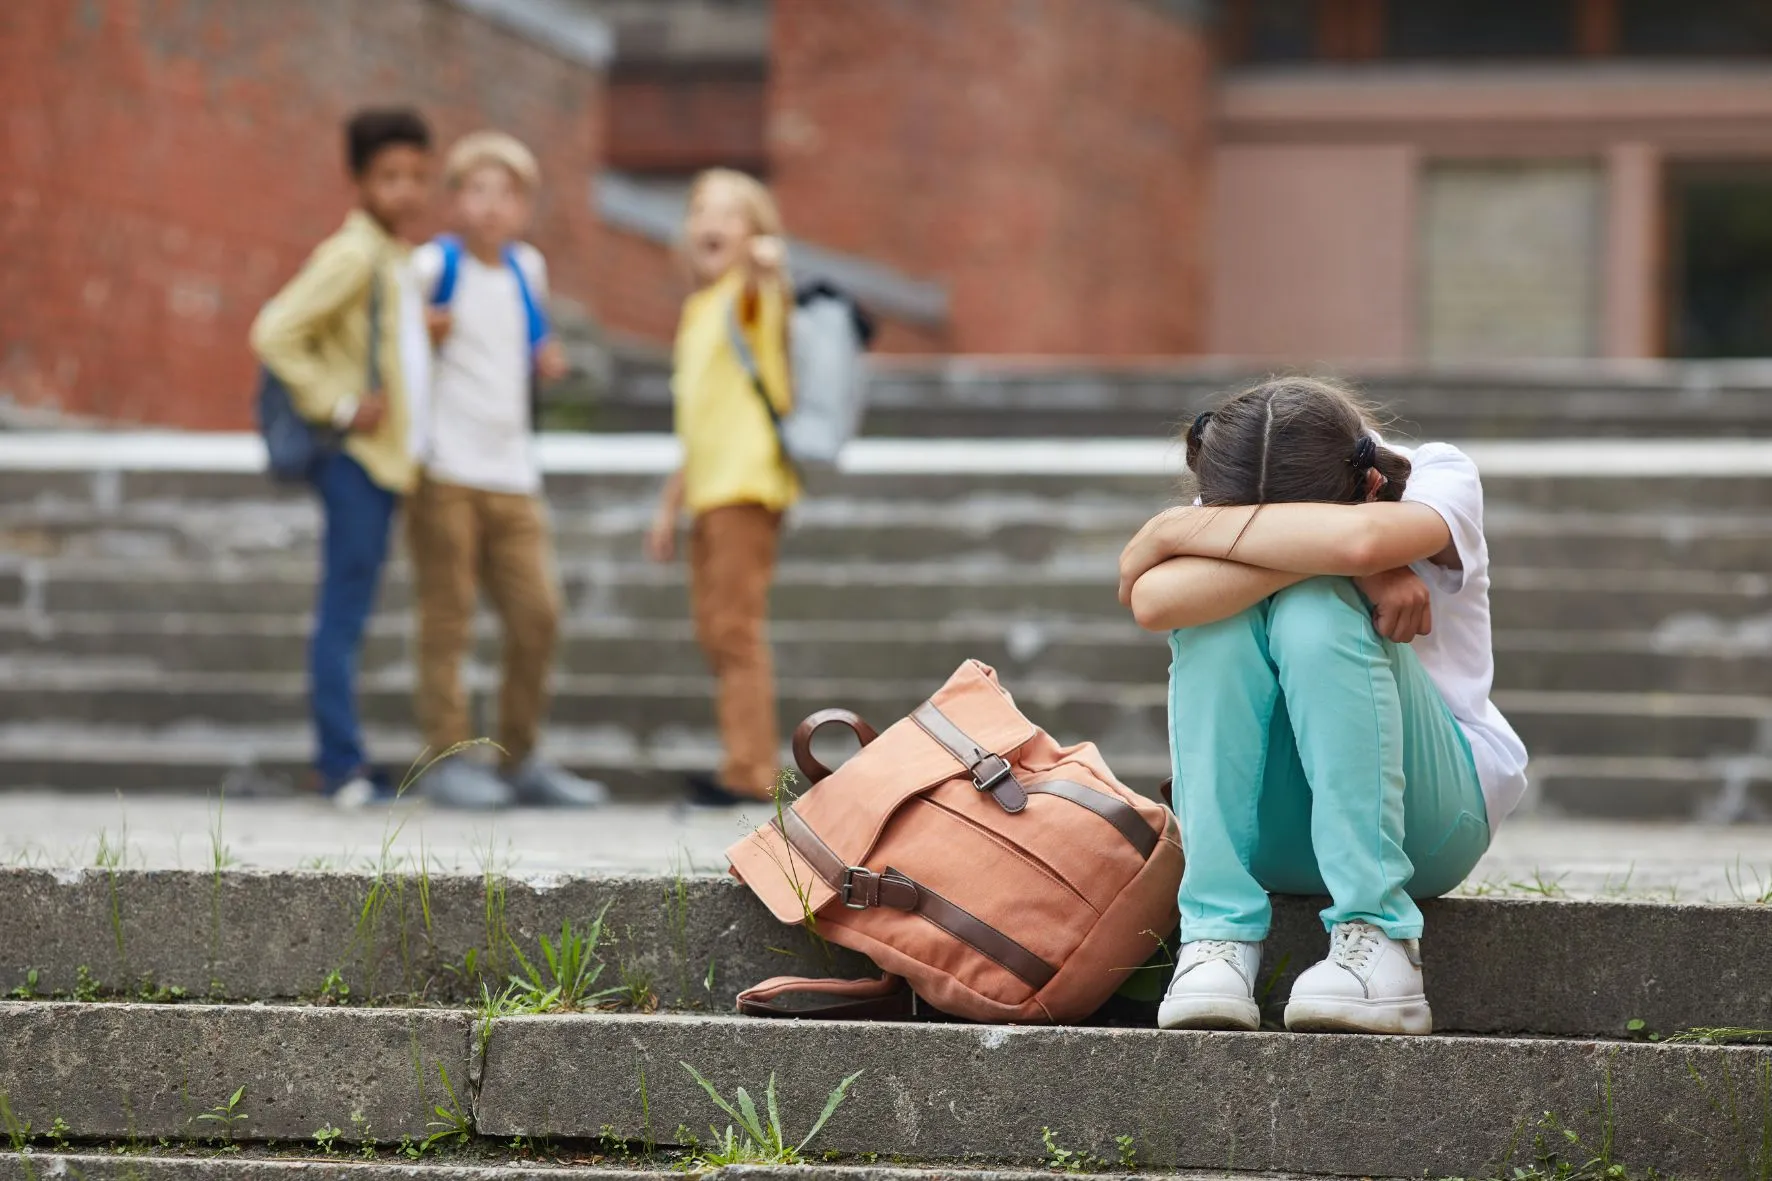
[1222,0,1772,63]
[1618,0,1772,57]
[1387,0,1576,59]
[1665,165,1772,358]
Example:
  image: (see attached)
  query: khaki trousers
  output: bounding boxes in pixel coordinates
[408,476,560,769]
[690,503,783,798]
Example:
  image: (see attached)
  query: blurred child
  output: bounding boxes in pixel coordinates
[251,108,433,808]
[406,131,606,809]
[646,169,795,807]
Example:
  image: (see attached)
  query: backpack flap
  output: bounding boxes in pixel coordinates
[727,660,1036,925]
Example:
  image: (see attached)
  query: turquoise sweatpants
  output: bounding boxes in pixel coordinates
[1167,577,1490,943]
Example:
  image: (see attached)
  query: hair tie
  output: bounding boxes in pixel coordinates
[1350,435,1378,473]
[1190,411,1213,441]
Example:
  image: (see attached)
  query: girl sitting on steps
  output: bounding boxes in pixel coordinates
[1117,377,1529,1035]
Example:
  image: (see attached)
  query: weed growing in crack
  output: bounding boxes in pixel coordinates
[72,965,100,1003]
[666,849,693,999]
[195,1086,248,1148]
[1508,868,1568,899]
[507,911,621,1012]
[1041,1127,1108,1172]
[313,1124,343,1154]
[679,1062,862,1167]
[421,1064,473,1153]
[1725,858,1772,905]
[1115,1133,1137,1170]
[8,969,39,1000]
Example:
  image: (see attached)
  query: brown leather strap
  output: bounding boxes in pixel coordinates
[777,809,920,910]
[791,709,880,785]
[737,974,918,1020]
[773,809,1055,990]
[1159,777,1174,812]
[907,874,1057,990]
[1026,780,1159,859]
[911,701,1028,813]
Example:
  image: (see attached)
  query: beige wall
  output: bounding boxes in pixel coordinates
[1209,68,1772,364]
[1208,144,1416,364]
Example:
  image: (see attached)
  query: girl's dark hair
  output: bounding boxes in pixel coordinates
[345,108,433,177]
[1185,377,1411,507]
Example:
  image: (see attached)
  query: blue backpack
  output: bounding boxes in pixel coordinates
[254,270,381,484]
[429,236,550,430]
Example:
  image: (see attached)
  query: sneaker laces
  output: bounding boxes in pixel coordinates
[1187,940,1245,965]
[1327,922,1382,973]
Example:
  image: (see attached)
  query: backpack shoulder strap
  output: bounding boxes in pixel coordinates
[503,244,550,353]
[430,235,463,307]
[736,975,918,1020]
[725,297,782,428]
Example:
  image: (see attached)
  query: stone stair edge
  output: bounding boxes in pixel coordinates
[3,1000,1770,1177]
[4,868,1770,1042]
[0,1156,1305,1181]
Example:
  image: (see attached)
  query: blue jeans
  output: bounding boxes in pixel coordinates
[1167,577,1491,943]
[309,452,398,788]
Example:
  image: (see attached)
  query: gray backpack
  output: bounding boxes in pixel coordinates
[727,281,873,476]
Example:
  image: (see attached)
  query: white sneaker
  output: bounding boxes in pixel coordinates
[1157,939,1262,1031]
[1284,920,1433,1035]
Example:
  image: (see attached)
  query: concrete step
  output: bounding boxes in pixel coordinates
[3,727,1765,819]
[0,670,1760,764]
[3,866,1768,1041]
[13,435,1772,514]
[14,500,1772,576]
[0,1157,669,1180]
[13,558,1769,635]
[6,615,1772,697]
[0,1160,1240,1181]
[2,996,1769,1177]
[607,357,1772,441]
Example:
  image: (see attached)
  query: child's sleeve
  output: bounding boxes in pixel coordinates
[1401,444,1485,595]
[250,237,377,424]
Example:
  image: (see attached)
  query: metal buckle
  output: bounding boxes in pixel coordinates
[971,754,1013,793]
[839,866,873,910]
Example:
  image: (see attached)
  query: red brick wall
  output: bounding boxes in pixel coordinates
[607,63,769,176]
[768,0,1213,356]
[0,0,603,428]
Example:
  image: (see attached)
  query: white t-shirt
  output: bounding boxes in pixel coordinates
[409,241,546,495]
[1397,442,1531,826]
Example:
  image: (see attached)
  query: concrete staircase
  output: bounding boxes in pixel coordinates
[3,424,1772,819]
[2,866,1771,1178]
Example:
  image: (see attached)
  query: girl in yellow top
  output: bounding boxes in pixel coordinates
[646,169,798,806]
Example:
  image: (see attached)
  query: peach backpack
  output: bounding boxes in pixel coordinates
[727,660,1183,1023]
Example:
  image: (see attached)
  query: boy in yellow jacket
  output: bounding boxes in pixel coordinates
[251,109,433,807]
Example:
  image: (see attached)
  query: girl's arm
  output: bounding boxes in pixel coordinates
[1120,501,1454,597]
[645,470,686,563]
[1128,557,1310,633]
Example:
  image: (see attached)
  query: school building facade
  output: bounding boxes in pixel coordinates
[5,0,1772,428]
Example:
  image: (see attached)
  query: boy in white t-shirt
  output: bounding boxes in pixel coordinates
[1117,377,1529,1037]
[405,131,605,809]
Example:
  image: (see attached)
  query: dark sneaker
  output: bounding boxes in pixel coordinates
[506,758,610,807]
[684,773,756,809]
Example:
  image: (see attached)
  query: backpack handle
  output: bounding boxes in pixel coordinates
[792,709,878,785]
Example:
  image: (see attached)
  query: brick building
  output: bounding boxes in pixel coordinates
[4,0,1772,427]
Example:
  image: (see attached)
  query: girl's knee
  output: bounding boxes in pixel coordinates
[1169,607,1265,665]
[1266,578,1368,657]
